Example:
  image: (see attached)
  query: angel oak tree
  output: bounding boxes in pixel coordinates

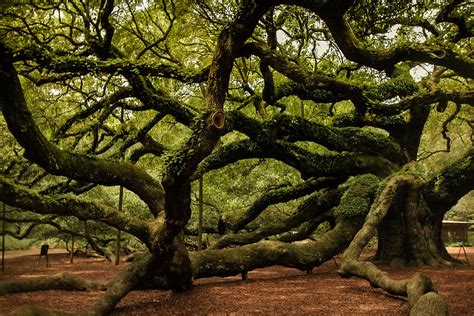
[0,0,472,315]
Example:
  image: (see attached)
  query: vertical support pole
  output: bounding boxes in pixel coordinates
[115,106,125,265]
[70,234,75,264]
[115,186,123,265]
[300,100,304,119]
[1,202,5,272]
[198,176,204,251]
[84,220,89,255]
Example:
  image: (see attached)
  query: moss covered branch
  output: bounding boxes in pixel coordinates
[210,190,339,250]
[340,172,449,315]
[224,111,404,162]
[0,51,165,215]
[196,138,397,180]
[191,216,364,279]
[229,177,342,231]
[10,45,210,83]
[0,177,150,244]
[423,148,474,215]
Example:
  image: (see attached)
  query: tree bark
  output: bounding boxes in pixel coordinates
[191,216,364,279]
[0,273,101,296]
[376,150,474,266]
[340,172,449,315]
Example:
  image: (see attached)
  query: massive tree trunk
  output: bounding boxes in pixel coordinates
[375,187,453,267]
[375,150,473,267]
[339,173,450,316]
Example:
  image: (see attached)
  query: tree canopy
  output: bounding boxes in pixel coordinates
[0,0,472,315]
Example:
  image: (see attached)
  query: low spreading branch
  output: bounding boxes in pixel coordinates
[0,177,150,244]
[340,173,449,315]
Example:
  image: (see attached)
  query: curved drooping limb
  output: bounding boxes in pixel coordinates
[0,49,165,216]
[0,177,150,244]
[209,190,339,250]
[302,1,474,78]
[339,173,449,315]
[226,177,341,231]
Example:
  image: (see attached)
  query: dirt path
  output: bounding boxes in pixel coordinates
[0,247,472,315]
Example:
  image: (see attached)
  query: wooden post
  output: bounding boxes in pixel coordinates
[84,221,89,256]
[1,202,5,272]
[70,234,74,264]
[115,107,125,265]
[115,185,123,265]
[198,177,204,251]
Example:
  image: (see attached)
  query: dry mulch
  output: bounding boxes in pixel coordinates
[0,247,472,315]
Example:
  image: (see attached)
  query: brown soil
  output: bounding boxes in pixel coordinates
[0,247,472,315]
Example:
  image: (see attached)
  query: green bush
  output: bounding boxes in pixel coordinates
[2,236,36,250]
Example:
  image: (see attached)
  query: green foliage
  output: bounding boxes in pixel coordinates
[3,236,36,250]
[0,0,472,265]
[444,191,474,222]
[363,64,419,101]
[444,241,472,247]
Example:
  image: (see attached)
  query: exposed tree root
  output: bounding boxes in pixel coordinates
[0,272,101,296]
[80,252,155,315]
[339,173,449,316]
[5,253,158,315]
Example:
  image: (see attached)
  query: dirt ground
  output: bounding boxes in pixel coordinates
[0,247,472,315]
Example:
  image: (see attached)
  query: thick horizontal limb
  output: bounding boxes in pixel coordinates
[224,111,403,161]
[0,177,150,244]
[10,45,210,83]
[196,138,397,179]
[190,216,364,279]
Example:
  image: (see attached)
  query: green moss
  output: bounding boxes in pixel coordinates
[332,112,357,126]
[333,174,380,218]
[363,64,419,101]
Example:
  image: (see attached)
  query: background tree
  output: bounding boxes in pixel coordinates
[0,0,472,314]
